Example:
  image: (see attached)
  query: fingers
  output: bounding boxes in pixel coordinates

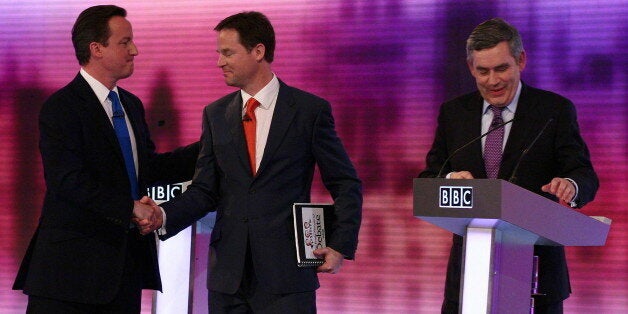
[132,198,163,235]
[541,178,575,203]
[139,219,160,235]
[140,195,157,206]
[449,171,474,179]
[132,217,150,227]
[313,247,344,274]
[138,214,162,235]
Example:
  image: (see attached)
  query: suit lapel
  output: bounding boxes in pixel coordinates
[225,93,251,175]
[257,83,297,176]
[72,74,125,162]
[461,93,487,177]
[501,83,541,177]
[118,92,141,142]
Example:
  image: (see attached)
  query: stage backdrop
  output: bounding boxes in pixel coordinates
[1,1,626,313]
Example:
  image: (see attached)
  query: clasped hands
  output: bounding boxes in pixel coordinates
[449,171,576,204]
[132,197,348,272]
[132,196,162,235]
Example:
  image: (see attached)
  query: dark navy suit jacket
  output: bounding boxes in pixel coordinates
[161,80,362,294]
[419,83,598,306]
[13,73,199,304]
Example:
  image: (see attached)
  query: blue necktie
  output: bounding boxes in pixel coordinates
[109,90,139,199]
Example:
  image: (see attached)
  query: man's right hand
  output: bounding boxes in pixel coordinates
[132,196,162,234]
[448,171,474,179]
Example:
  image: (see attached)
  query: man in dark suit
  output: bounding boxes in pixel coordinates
[12,5,199,313]
[419,18,598,314]
[140,11,362,313]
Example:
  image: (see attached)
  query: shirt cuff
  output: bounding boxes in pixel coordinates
[564,178,579,208]
[157,206,167,236]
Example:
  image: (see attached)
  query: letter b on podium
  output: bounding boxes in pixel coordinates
[439,186,473,208]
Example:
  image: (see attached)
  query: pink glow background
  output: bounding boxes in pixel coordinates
[1,1,626,313]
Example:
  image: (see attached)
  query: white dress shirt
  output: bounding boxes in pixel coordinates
[480,82,521,152]
[240,74,280,172]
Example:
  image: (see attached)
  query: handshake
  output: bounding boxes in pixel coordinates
[132,196,163,235]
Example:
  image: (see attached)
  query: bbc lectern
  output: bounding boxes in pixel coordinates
[413,178,611,314]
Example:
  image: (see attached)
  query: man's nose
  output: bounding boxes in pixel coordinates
[129,42,138,56]
[217,55,226,67]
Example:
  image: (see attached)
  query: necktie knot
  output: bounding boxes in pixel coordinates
[490,105,505,125]
[109,91,126,117]
[244,98,260,121]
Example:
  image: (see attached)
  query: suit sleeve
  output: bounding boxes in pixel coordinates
[118,90,200,186]
[419,103,451,178]
[312,101,362,259]
[553,99,598,207]
[160,107,220,238]
[145,141,200,185]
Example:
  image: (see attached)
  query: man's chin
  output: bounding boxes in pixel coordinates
[224,80,240,88]
[483,95,506,107]
[118,70,134,80]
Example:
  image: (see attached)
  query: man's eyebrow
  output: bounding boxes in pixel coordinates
[476,63,509,70]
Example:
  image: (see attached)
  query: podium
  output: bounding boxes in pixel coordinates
[413,178,611,314]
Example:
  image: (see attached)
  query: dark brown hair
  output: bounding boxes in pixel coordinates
[214,11,275,63]
[72,5,127,65]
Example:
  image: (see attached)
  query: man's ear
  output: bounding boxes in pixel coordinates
[253,43,266,62]
[467,58,476,77]
[517,50,527,71]
[89,42,103,59]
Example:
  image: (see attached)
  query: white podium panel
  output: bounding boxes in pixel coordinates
[154,225,194,314]
[148,182,193,314]
[148,181,216,314]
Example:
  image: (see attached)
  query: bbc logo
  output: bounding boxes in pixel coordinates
[147,183,184,202]
[439,186,473,208]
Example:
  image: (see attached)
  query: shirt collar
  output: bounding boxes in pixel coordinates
[80,68,119,104]
[482,81,522,115]
[241,74,279,110]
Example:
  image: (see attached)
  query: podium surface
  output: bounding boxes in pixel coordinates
[413,178,610,313]
[414,178,609,246]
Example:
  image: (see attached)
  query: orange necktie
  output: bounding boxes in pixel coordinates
[243,98,260,175]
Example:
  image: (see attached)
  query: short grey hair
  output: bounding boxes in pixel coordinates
[466,18,524,62]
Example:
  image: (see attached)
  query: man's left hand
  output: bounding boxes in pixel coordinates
[313,247,344,274]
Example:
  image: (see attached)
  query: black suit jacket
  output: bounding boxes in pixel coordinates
[160,80,362,294]
[13,73,199,304]
[419,83,598,306]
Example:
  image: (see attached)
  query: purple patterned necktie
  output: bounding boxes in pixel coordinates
[484,105,505,179]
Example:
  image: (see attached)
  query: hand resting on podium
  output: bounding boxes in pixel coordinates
[447,171,577,207]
